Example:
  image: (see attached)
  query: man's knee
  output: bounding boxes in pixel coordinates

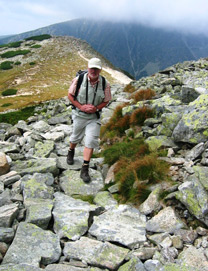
[85,135,99,149]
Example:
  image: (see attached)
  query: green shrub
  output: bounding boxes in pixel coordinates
[2,89,18,96]
[25,34,51,41]
[132,88,156,102]
[102,138,149,166]
[0,106,36,125]
[0,41,22,48]
[31,44,41,48]
[101,104,130,141]
[1,103,12,107]
[14,61,21,65]
[0,61,13,70]
[130,106,155,126]
[8,41,23,48]
[114,153,170,204]
[1,50,30,58]
[123,84,136,93]
[29,62,36,66]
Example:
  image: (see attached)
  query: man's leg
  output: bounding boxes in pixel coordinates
[80,147,93,183]
[83,147,93,161]
[67,143,77,165]
[80,119,100,183]
[67,115,85,165]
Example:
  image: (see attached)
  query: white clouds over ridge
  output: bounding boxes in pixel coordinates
[0,0,208,35]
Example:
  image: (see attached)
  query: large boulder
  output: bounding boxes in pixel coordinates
[2,222,61,267]
[89,204,146,249]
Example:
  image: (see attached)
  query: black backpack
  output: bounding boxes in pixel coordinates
[73,70,106,102]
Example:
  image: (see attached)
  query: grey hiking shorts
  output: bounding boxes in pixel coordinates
[70,115,101,149]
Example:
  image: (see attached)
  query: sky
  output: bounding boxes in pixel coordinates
[1,0,208,36]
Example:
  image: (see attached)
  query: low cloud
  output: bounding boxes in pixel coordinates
[1,0,208,36]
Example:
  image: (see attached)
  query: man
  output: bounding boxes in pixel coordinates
[67,57,111,183]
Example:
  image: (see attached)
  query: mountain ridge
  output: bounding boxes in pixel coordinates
[1,19,208,79]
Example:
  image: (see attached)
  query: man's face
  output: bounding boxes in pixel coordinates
[88,67,101,80]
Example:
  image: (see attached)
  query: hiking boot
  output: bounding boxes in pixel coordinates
[80,164,91,183]
[66,149,74,165]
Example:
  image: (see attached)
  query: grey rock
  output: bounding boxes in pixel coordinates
[0,171,21,186]
[56,156,83,170]
[172,94,208,143]
[11,158,58,176]
[3,222,61,266]
[93,191,118,210]
[144,259,163,271]
[174,229,198,244]
[30,120,50,132]
[0,228,15,243]
[45,264,89,271]
[175,177,208,226]
[63,236,129,270]
[60,168,104,196]
[0,152,10,176]
[0,264,42,271]
[53,192,100,240]
[21,173,54,201]
[0,203,19,227]
[160,247,178,263]
[139,187,162,215]
[42,131,65,141]
[185,142,206,161]
[148,233,171,246]
[50,124,72,136]
[89,204,146,249]
[0,190,12,207]
[118,257,146,271]
[131,247,157,260]
[178,245,208,270]
[15,120,31,132]
[146,207,186,233]
[0,181,3,193]
[33,140,55,158]
[25,198,53,229]
[180,86,200,103]
[193,165,208,190]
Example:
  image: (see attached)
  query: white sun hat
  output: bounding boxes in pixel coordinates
[88,58,102,69]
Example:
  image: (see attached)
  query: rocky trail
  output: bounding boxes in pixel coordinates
[1,58,208,271]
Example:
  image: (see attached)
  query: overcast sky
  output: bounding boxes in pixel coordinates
[1,0,208,36]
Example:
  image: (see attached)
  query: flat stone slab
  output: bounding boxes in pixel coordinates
[45,264,89,271]
[60,169,104,196]
[53,192,101,240]
[0,264,42,271]
[3,222,61,267]
[89,204,146,249]
[25,198,53,229]
[146,206,186,233]
[11,158,58,176]
[21,173,54,201]
[63,236,129,270]
[0,203,19,227]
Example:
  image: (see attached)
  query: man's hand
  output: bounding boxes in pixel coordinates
[80,104,97,113]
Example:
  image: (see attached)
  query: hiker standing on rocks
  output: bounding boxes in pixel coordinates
[67,57,111,183]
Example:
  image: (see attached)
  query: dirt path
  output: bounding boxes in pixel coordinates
[78,52,132,85]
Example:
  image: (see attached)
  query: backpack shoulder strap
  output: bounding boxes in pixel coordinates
[74,72,86,101]
[101,76,106,91]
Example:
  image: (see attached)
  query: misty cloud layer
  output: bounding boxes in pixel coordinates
[0,0,208,36]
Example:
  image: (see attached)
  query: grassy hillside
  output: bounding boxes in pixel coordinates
[0,35,119,113]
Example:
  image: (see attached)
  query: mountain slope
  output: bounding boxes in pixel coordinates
[1,19,208,79]
[0,35,131,113]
